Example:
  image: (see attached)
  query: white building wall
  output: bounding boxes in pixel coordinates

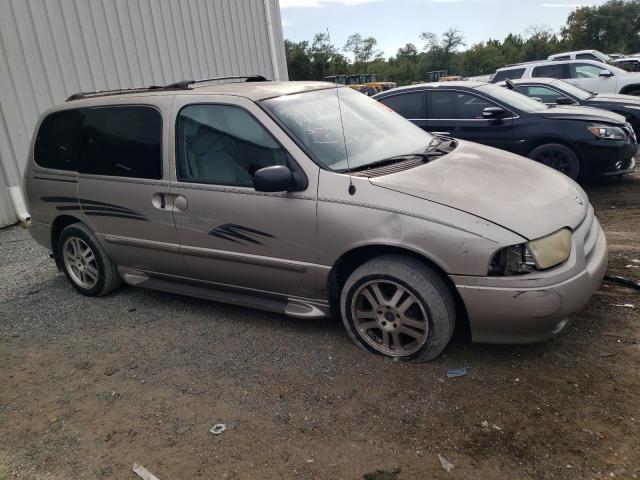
[0,0,287,227]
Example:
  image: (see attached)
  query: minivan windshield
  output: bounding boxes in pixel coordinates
[262,87,433,171]
[476,84,548,113]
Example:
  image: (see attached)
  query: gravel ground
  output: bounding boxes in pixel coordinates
[1,174,639,480]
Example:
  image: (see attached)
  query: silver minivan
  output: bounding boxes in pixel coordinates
[24,78,608,361]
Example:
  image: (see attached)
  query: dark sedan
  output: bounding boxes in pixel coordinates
[498,77,640,137]
[373,81,637,180]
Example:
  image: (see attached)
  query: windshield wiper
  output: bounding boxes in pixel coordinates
[349,151,443,172]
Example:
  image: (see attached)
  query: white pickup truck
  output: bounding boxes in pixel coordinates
[492,59,640,96]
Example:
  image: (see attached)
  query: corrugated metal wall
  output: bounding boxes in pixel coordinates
[0,0,287,227]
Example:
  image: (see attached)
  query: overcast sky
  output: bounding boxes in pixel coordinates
[280,0,609,58]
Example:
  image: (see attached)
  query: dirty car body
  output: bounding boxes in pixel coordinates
[24,80,608,360]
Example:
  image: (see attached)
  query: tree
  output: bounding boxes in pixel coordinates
[343,34,383,73]
[284,40,311,80]
[310,32,336,80]
[563,0,640,52]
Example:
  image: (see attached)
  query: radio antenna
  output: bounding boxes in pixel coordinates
[334,85,356,195]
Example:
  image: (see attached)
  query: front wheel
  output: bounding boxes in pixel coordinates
[528,143,581,180]
[340,255,456,362]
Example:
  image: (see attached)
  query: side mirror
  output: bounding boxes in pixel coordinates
[599,69,614,77]
[556,96,576,105]
[254,165,295,192]
[482,107,506,119]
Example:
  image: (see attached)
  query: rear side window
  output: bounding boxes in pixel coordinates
[80,106,162,179]
[429,90,496,119]
[576,53,598,60]
[532,64,569,79]
[34,109,84,170]
[378,92,424,118]
[491,68,525,83]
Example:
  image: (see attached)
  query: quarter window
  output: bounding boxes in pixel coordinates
[176,104,287,186]
[379,92,424,118]
[34,109,84,170]
[429,91,496,119]
[80,106,162,179]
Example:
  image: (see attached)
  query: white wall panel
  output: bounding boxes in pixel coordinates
[0,0,287,226]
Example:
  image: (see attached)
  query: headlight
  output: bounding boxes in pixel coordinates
[489,228,572,276]
[588,124,626,140]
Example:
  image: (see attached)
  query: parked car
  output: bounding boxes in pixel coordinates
[25,78,608,361]
[608,53,627,60]
[491,60,640,96]
[374,81,637,180]
[498,77,640,136]
[612,57,640,73]
[549,49,611,63]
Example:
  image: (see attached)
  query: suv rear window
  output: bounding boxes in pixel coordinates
[80,106,162,179]
[378,92,424,118]
[34,109,84,171]
[491,68,525,83]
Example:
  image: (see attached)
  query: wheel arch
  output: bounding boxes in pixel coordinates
[619,84,640,95]
[50,215,85,269]
[327,244,470,337]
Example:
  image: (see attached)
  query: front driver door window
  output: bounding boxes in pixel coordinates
[569,63,617,93]
[426,90,514,151]
[170,100,318,299]
[515,85,570,105]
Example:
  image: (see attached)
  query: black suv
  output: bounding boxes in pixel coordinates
[497,77,640,137]
[374,81,637,180]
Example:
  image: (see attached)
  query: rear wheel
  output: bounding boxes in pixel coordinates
[340,255,455,362]
[57,223,122,296]
[528,143,580,180]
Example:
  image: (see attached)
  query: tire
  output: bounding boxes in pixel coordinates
[623,89,640,97]
[340,255,456,362]
[528,143,581,180]
[56,223,122,297]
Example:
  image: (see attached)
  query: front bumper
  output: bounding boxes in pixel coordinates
[451,209,608,344]
[579,130,637,177]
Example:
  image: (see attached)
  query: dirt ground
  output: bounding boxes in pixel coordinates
[1,174,639,480]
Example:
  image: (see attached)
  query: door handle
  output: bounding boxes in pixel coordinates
[152,193,188,212]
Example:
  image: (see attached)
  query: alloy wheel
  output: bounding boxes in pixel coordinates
[351,280,429,356]
[62,236,99,289]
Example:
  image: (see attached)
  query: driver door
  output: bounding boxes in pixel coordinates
[168,95,319,299]
[421,89,514,152]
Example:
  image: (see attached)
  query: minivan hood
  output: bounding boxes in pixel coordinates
[538,105,626,124]
[370,141,588,240]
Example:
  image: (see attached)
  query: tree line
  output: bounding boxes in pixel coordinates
[284,0,640,85]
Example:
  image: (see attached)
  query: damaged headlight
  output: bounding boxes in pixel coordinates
[489,228,572,276]
[588,124,626,140]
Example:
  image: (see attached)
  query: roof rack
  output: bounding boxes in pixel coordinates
[66,75,270,102]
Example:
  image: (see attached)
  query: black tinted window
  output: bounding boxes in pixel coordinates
[532,64,569,79]
[430,90,496,119]
[491,68,525,83]
[80,106,162,179]
[576,53,598,60]
[176,104,287,186]
[34,109,84,170]
[379,92,423,118]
